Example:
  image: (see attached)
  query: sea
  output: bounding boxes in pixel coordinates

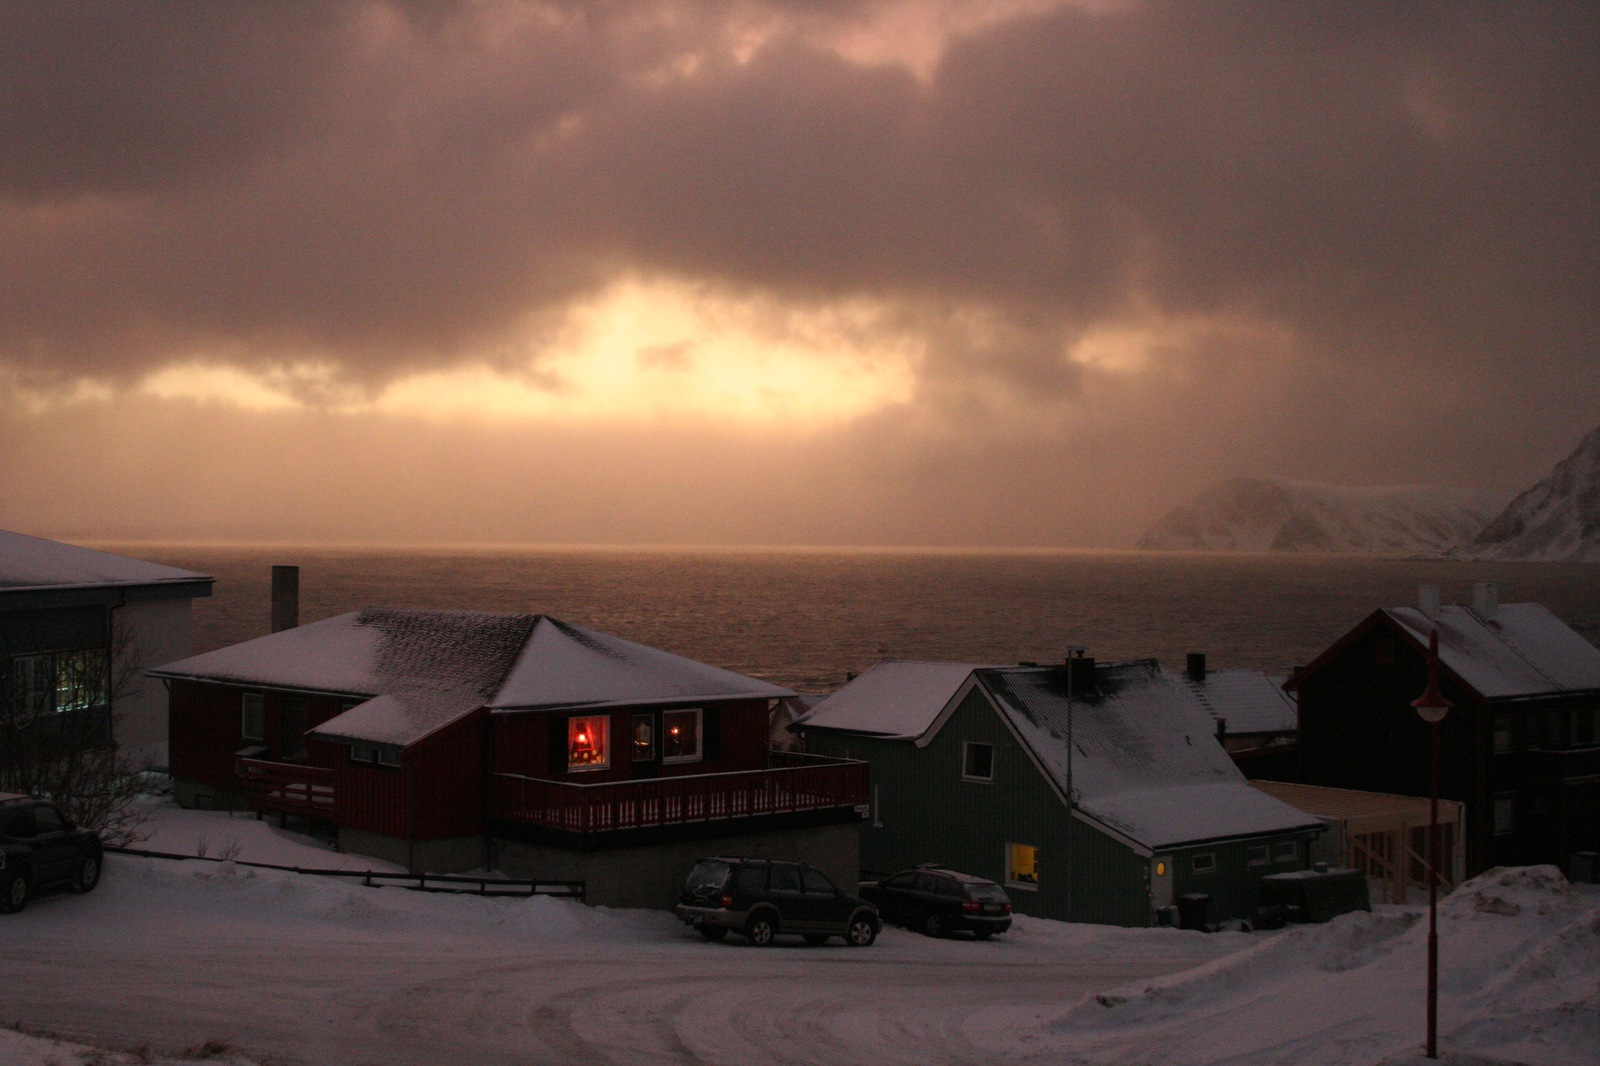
[103,545,1600,694]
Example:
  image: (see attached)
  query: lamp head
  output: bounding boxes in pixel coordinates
[1412,628,1452,724]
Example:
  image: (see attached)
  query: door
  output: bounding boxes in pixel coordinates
[1151,854,1174,914]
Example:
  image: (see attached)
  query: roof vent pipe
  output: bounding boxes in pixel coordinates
[1418,584,1442,621]
[1186,652,1207,682]
[271,565,300,633]
[1472,581,1499,622]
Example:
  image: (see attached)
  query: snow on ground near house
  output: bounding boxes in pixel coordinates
[127,795,406,871]
[3,806,1594,1065]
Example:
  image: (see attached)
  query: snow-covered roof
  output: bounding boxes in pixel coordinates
[1385,603,1600,699]
[1176,668,1298,735]
[0,529,210,593]
[487,617,791,712]
[795,660,993,738]
[977,662,1323,850]
[151,608,791,748]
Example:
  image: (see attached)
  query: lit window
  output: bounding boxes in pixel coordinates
[241,693,265,741]
[632,714,656,762]
[1191,853,1216,873]
[1006,842,1038,889]
[1273,841,1299,863]
[662,708,702,764]
[568,715,610,770]
[962,742,994,782]
[1246,845,1270,867]
[54,650,107,713]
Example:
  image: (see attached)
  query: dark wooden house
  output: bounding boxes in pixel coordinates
[797,657,1323,927]
[2,530,211,770]
[154,608,867,906]
[1287,583,1600,878]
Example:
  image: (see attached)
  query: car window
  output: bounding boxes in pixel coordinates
[34,803,66,834]
[966,882,1009,902]
[769,865,803,892]
[935,877,963,898]
[732,864,768,892]
[686,860,731,893]
[884,872,918,890]
[3,806,38,838]
[800,868,837,895]
[913,873,939,893]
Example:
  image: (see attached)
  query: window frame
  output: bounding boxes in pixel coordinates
[1005,842,1039,891]
[376,746,403,768]
[961,741,994,783]
[1190,852,1217,874]
[1272,841,1299,864]
[661,707,703,765]
[566,714,611,772]
[241,692,265,742]
[1246,844,1271,867]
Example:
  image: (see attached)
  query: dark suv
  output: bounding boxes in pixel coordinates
[0,793,104,913]
[860,866,1013,938]
[675,857,880,947]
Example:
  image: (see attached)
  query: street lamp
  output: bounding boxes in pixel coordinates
[1411,628,1452,1060]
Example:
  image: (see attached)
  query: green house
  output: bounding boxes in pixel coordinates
[797,657,1324,927]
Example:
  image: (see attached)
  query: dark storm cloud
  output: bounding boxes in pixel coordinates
[1,0,1594,421]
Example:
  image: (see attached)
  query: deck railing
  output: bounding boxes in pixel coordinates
[239,757,336,819]
[490,752,869,834]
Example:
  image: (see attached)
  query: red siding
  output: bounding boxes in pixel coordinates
[169,680,354,788]
[331,711,487,841]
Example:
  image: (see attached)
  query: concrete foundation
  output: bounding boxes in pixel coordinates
[494,822,861,909]
[338,828,486,875]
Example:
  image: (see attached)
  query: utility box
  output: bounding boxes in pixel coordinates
[1259,867,1371,923]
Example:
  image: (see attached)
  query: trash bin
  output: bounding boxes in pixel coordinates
[1177,892,1211,931]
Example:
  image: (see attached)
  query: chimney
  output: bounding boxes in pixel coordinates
[1215,716,1228,743]
[1472,581,1499,622]
[1064,652,1096,691]
[271,565,300,633]
[1418,584,1442,621]
[1186,652,1207,682]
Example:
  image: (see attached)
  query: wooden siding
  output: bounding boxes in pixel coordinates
[169,679,349,791]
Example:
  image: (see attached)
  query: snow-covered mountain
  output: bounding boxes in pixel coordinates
[1460,424,1600,561]
[1138,477,1505,554]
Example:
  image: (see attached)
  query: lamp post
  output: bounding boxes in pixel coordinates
[1411,628,1452,1060]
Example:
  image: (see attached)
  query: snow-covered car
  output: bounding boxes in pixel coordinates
[860,866,1013,938]
[0,793,103,913]
[674,856,880,946]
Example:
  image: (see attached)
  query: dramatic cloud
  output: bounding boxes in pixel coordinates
[1,1,1595,545]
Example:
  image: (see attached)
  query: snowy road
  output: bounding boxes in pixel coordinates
[1,856,1232,1066]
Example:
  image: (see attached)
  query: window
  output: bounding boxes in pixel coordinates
[800,868,838,896]
[54,650,107,713]
[350,743,376,764]
[33,803,65,834]
[962,742,994,782]
[377,747,402,768]
[1006,843,1038,889]
[1191,853,1216,874]
[567,715,610,770]
[1568,709,1592,749]
[241,693,265,741]
[769,865,803,892]
[282,696,308,760]
[1273,841,1299,863]
[632,714,656,762]
[9,655,52,717]
[1246,845,1270,867]
[1492,716,1514,754]
[662,708,702,764]
[1493,794,1515,835]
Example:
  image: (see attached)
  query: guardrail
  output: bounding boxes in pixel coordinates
[105,846,584,900]
[238,758,336,819]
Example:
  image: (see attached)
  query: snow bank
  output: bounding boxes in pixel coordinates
[1049,866,1600,1066]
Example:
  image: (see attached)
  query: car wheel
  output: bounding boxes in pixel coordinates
[803,934,830,946]
[845,913,878,947]
[699,925,728,942]
[72,853,102,894]
[745,913,777,946]
[2,872,29,914]
[923,912,948,938]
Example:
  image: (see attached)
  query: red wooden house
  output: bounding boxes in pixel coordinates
[153,609,867,906]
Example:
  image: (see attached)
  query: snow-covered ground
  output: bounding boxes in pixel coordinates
[3,803,1595,1065]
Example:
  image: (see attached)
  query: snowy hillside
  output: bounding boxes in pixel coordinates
[1461,424,1600,561]
[1138,477,1504,554]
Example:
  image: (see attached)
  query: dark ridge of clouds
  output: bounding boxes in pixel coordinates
[0,1,1594,453]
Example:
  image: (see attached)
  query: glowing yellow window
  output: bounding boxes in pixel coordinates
[567,715,610,771]
[1006,843,1038,888]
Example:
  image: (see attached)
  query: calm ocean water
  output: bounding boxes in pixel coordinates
[105,545,1600,694]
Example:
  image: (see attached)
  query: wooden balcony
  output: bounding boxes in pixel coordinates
[239,757,336,819]
[490,751,869,835]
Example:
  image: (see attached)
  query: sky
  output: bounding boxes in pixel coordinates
[1,0,1595,548]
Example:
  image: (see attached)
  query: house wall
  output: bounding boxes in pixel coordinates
[1166,834,1318,925]
[115,596,195,768]
[168,680,349,808]
[491,697,772,782]
[805,688,1154,927]
[494,821,860,909]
